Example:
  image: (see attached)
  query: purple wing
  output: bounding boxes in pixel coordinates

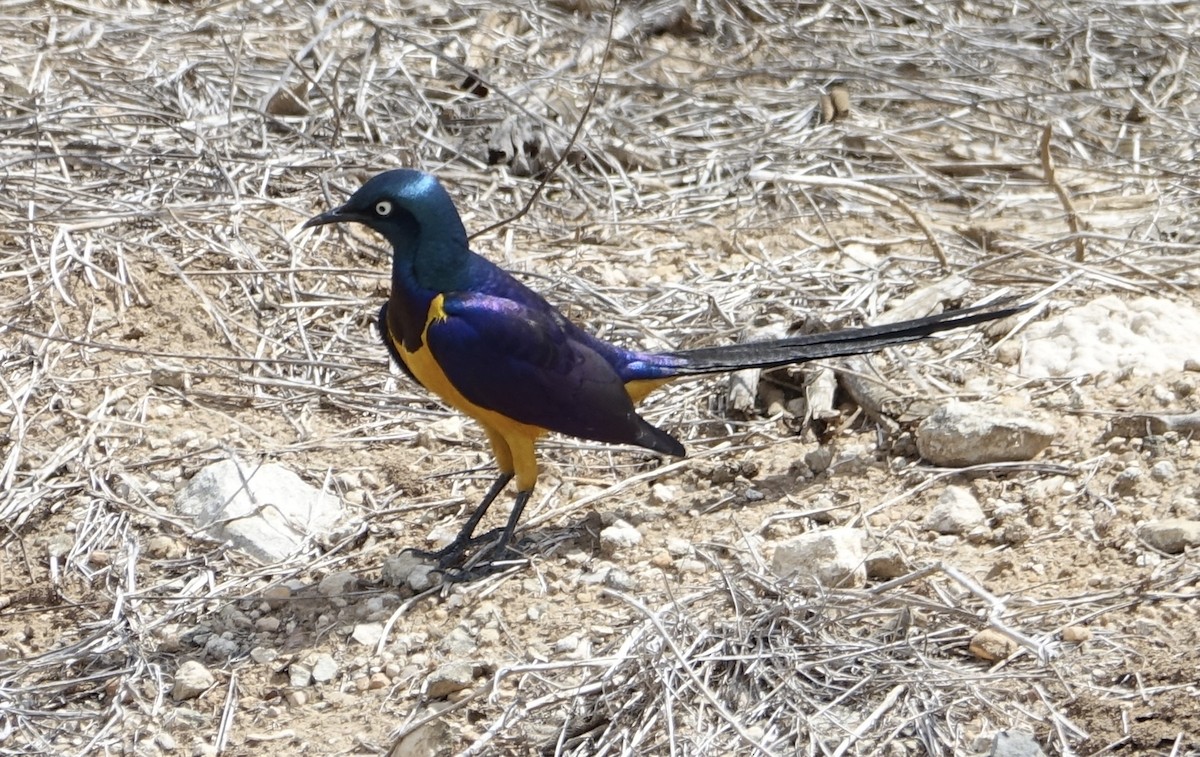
[425,292,684,456]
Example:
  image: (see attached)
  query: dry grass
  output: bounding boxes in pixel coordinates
[2,0,1199,754]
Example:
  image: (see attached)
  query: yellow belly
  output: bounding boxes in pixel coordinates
[395,295,545,488]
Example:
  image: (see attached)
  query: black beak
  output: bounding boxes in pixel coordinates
[303,205,355,229]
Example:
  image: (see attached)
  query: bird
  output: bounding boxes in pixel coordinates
[305,169,1027,575]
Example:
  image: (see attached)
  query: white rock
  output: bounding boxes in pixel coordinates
[599,519,642,555]
[1021,296,1200,382]
[352,623,384,647]
[175,458,345,564]
[289,662,313,687]
[917,402,1056,467]
[665,537,693,557]
[172,660,214,701]
[770,528,866,588]
[649,483,678,505]
[988,729,1047,757]
[925,486,986,534]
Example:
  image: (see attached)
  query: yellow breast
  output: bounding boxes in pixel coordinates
[396,294,546,443]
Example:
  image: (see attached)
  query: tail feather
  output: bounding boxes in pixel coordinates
[665,300,1030,376]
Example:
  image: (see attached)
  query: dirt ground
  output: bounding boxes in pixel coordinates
[2,0,1199,755]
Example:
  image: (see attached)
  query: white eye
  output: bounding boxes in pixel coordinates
[375,200,392,216]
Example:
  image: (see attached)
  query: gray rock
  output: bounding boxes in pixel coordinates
[172,660,214,701]
[318,571,358,597]
[424,661,476,699]
[804,446,833,474]
[437,627,477,657]
[924,486,985,534]
[1149,460,1177,482]
[381,553,438,592]
[203,635,240,661]
[865,548,908,579]
[1140,519,1200,554]
[311,653,338,683]
[603,568,637,592]
[989,729,1046,757]
[770,528,866,588]
[175,458,345,564]
[916,402,1056,467]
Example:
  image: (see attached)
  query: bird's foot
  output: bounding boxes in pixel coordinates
[438,546,528,583]
[400,527,507,570]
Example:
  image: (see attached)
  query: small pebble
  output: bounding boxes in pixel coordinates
[311,653,338,683]
[1061,626,1092,643]
[649,551,673,569]
[599,519,642,555]
[968,628,1017,661]
[425,661,475,699]
[172,661,215,701]
[1149,460,1176,483]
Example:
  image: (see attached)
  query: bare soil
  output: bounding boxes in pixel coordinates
[1,1,1198,755]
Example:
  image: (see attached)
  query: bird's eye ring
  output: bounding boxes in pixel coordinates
[375,200,392,216]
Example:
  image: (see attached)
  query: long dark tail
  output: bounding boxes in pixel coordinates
[664,300,1030,375]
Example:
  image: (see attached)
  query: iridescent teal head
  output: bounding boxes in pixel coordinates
[304,169,470,289]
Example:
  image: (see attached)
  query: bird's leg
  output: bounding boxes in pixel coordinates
[402,472,513,567]
[444,489,534,580]
[485,489,532,561]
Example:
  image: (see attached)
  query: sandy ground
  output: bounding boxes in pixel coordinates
[2,0,1199,754]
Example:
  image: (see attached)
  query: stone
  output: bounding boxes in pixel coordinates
[1149,460,1177,483]
[174,458,345,564]
[425,661,475,699]
[318,571,358,597]
[289,662,312,687]
[924,486,985,535]
[770,528,866,588]
[649,483,677,505]
[1139,519,1200,554]
[865,548,908,579]
[311,653,338,683]
[389,713,452,757]
[172,661,214,701]
[988,729,1047,757]
[599,519,642,555]
[382,553,438,592]
[968,628,1017,661]
[352,622,385,648]
[916,402,1056,467]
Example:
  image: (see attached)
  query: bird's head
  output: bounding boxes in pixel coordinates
[304,169,469,286]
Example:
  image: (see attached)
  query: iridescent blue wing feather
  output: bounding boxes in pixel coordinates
[426,292,685,456]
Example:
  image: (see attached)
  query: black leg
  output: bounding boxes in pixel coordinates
[441,489,534,581]
[486,489,532,561]
[402,472,512,567]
